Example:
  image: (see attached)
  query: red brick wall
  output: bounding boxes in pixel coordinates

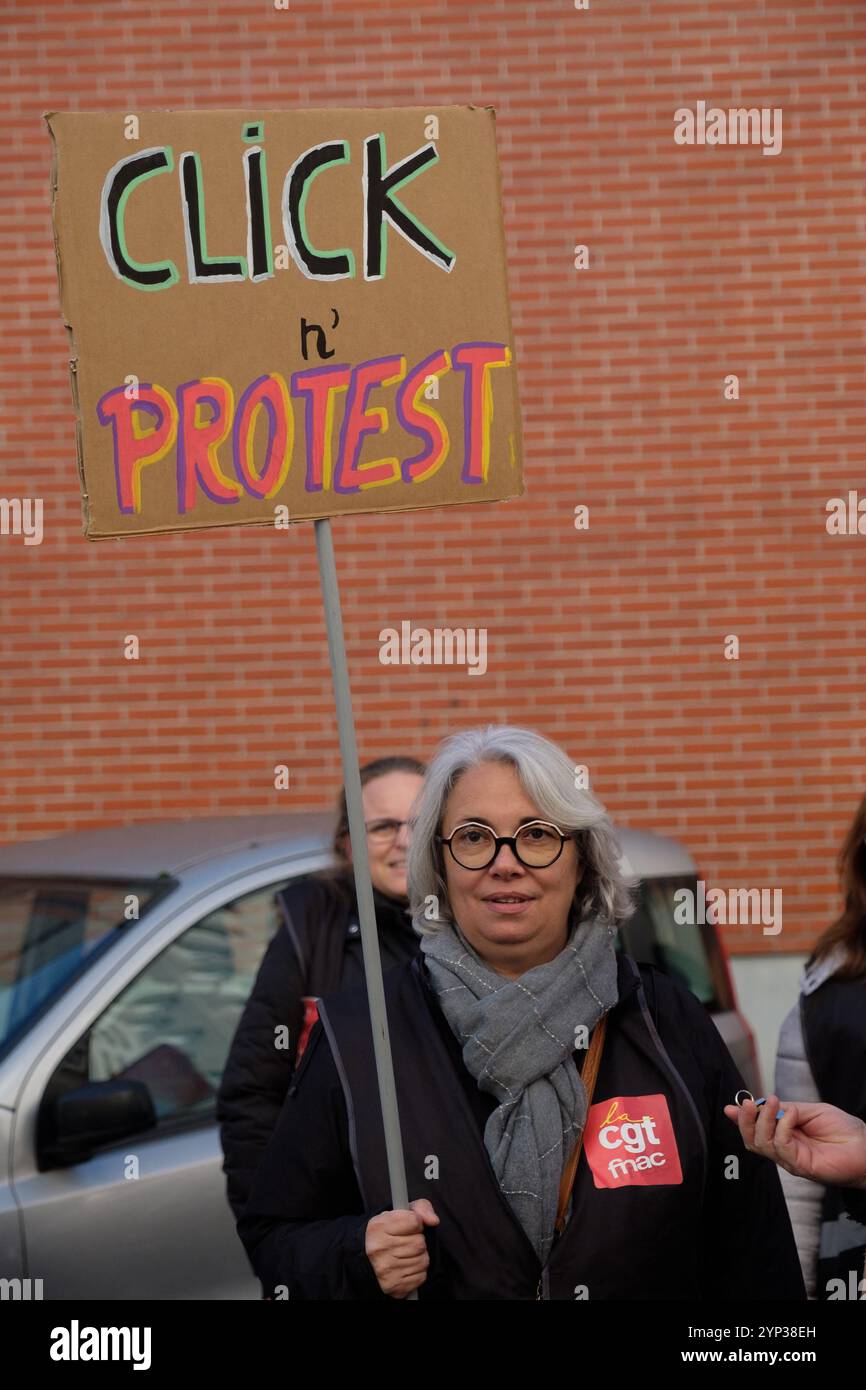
[1,0,864,953]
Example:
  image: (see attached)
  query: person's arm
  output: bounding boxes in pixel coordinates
[237,1020,388,1300]
[216,921,305,1221]
[654,975,807,1300]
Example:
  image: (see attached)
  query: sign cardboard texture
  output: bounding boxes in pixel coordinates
[45,107,525,540]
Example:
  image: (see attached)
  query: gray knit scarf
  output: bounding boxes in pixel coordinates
[420,913,619,1264]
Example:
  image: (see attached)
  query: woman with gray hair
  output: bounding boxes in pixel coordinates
[238,725,805,1300]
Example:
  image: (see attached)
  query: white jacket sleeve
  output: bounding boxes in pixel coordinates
[773,1002,824,1300]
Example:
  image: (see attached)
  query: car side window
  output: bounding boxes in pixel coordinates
[618,876,719,1008]
[50,879,293,1138]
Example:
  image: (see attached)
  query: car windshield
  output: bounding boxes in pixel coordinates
[0,876,173,1057]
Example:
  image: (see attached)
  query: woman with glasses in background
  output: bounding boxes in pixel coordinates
[238,726,805,1300]
[217,755,425,1224]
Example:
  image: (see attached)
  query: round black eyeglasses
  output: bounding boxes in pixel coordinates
[436,820,572,870]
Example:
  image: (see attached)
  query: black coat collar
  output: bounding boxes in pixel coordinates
[347,885,414,939]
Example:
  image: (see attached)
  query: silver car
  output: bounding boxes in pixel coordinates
[0,814,759,1300]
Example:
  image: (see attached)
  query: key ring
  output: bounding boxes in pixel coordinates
[735,1089,767,1107]
[734,1088,783,1117]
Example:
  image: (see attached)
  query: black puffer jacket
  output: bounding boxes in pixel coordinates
[217,871,419,1220]
[238,951,807,1300]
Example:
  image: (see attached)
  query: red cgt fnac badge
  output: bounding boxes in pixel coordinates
[583,1093,683,1189]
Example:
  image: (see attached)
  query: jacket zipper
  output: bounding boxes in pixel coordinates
[536,1223,566,1299]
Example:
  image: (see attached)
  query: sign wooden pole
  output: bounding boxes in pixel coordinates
[314,517,416,1287]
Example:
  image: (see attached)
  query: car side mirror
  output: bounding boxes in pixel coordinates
[39,1078,157,1170]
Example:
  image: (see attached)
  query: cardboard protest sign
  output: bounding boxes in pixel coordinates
[45,106,524,540]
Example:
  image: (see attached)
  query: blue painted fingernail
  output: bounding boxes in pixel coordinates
[755,1097,767,1106]
[776,1109,785,1119]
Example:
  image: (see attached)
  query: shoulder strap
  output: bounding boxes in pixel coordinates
[555,1013,608,1233]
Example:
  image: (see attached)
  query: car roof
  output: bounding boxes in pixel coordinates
[616,825,696,877]
[0,813,335,878]
[0,814,696,881]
